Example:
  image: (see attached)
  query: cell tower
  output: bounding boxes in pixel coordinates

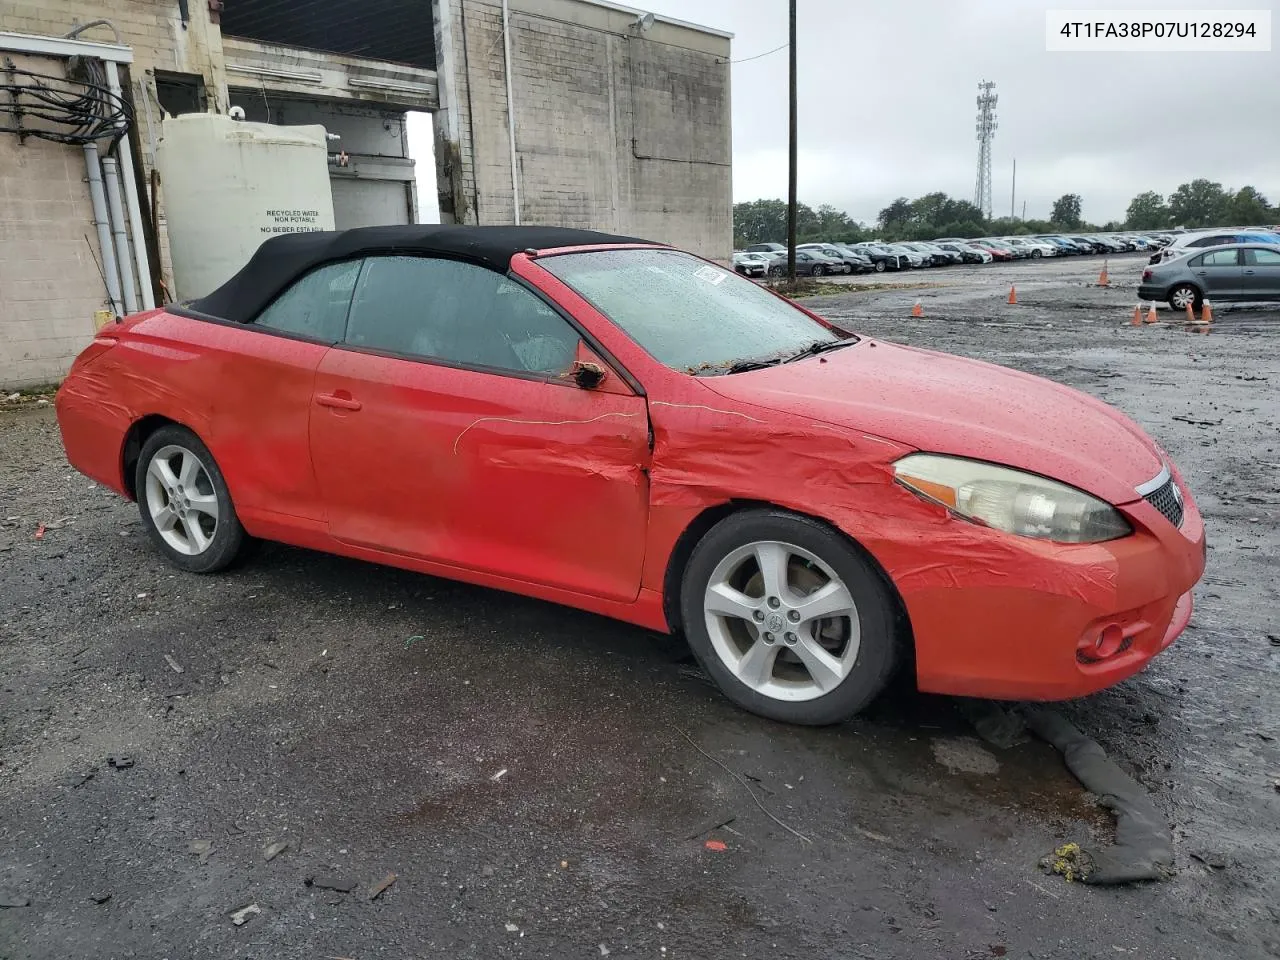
[974,81,998,219]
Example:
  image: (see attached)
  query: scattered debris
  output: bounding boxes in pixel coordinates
[188,839,213,863]
[263,841,290,862]
[107,756,134,770]
[675,726,811,844]
[306,875,356,893]
[599,944,611,956]
[229,903,260,926]
[490,768,508,782]
[1256,732,1276,743]
[1190,852,1227,870]
[481,866,495,877]
[136,592,148,599]
[0,892,30,908]
[504,922,520,933]
[368,872,397,900]
[684,813,736,840]
[163,654,184,674]
[34,524,45,540]
[1171,415,1223,427]
[89,893,112,905]
[404,635,424,649]
[704,839,728,852]
[1268,634,1280,646]
[1024,708,1173,884]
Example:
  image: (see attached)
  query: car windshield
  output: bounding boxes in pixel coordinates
[539,248,841,375]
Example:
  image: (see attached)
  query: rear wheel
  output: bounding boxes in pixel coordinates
[812,264,826,277]
[136,425,246,573]
[679,510,899,725]
[874,260,886,273]
[1168,283,1201,311]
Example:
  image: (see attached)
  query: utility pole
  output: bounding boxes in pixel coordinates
[1010,157,1016,220]
[786,0,797,282]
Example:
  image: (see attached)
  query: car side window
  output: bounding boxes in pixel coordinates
[253,260,361,341]
[1244,248,1280,265]
[1197,249,1241,267]
[343,255,581,377]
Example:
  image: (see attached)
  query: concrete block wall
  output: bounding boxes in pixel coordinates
[437,0,733,260]
[0,0,228,111]
[0,54,112,388]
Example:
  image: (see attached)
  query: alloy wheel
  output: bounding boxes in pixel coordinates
[144,444,220,555]
[703,540,860,702]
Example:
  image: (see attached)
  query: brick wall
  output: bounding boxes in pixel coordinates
[0,54,111,388]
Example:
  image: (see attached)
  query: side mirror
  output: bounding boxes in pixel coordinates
[569,360,606,390]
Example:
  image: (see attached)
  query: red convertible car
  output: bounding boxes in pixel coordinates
[56,226,1205,725]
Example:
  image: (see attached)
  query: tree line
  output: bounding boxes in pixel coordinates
[733,181,1278,248]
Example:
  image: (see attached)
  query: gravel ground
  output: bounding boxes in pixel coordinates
[2,253,1278,959]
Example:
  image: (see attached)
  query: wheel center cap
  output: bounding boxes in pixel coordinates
[766,613,785,633]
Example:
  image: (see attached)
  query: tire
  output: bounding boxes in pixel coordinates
[135,425,247,573]
[768,265,785,278]
[1168,283,1202,311]
[874,260,886,273]
[843,264,853,275]
[679,509,899,726]
[812,264,826,277]
[1031,249,1042,259]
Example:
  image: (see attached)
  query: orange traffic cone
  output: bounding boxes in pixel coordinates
[911,302,923,318]
[1098,260,1110,286]
[1185,302,1195,323]
[1007,285,1017,305]
[1202,299,1214,323]
[1131,304,1143,326]
[1145,303,1159,324]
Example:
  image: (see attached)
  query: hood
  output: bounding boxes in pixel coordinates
[703,340,1163,505]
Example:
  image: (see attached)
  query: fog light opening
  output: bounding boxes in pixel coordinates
[1095,623,1125,659]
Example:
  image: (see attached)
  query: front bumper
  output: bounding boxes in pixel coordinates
[869,476,1206,701]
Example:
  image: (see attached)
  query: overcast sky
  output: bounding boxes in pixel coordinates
[410,0,1279,225]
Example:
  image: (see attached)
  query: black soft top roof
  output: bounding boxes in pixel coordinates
[188,224,652,324]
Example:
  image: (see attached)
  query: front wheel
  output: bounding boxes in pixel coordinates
[136,425,247,573]
[768,265,785,278]
[874,260,886,273]
[1168,284,1201,311]
[812,264,826,277]
[1031,249,1042,259]
[679,510,899,726]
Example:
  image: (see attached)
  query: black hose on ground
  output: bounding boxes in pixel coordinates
[1022,706,1174,885]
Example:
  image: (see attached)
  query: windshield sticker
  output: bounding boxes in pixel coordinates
[693,265,728,286]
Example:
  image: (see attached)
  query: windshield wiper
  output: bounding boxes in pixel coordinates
[724,356,785,374]
[782,337,859,363]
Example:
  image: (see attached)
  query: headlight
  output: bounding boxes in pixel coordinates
[893,453,1132,544]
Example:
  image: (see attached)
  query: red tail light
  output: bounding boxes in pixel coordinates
[1141,269,1152,281]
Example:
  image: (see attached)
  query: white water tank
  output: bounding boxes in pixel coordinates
[156,113,335,300]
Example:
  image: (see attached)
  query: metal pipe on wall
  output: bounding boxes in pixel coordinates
[82,143,124,317]
[101,156,139,315]
[103,60,155,310]
[501,0,521,225]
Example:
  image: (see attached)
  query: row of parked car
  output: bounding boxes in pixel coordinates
[732,232,1181,277]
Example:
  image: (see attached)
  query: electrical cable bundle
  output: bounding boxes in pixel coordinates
[1,58,132,145]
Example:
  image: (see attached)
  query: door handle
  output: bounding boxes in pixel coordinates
[1244,269,1255,275]
[1195,271,1208,276]
[316,393,362,411]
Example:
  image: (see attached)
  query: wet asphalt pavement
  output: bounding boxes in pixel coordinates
[2,253,1279,959]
